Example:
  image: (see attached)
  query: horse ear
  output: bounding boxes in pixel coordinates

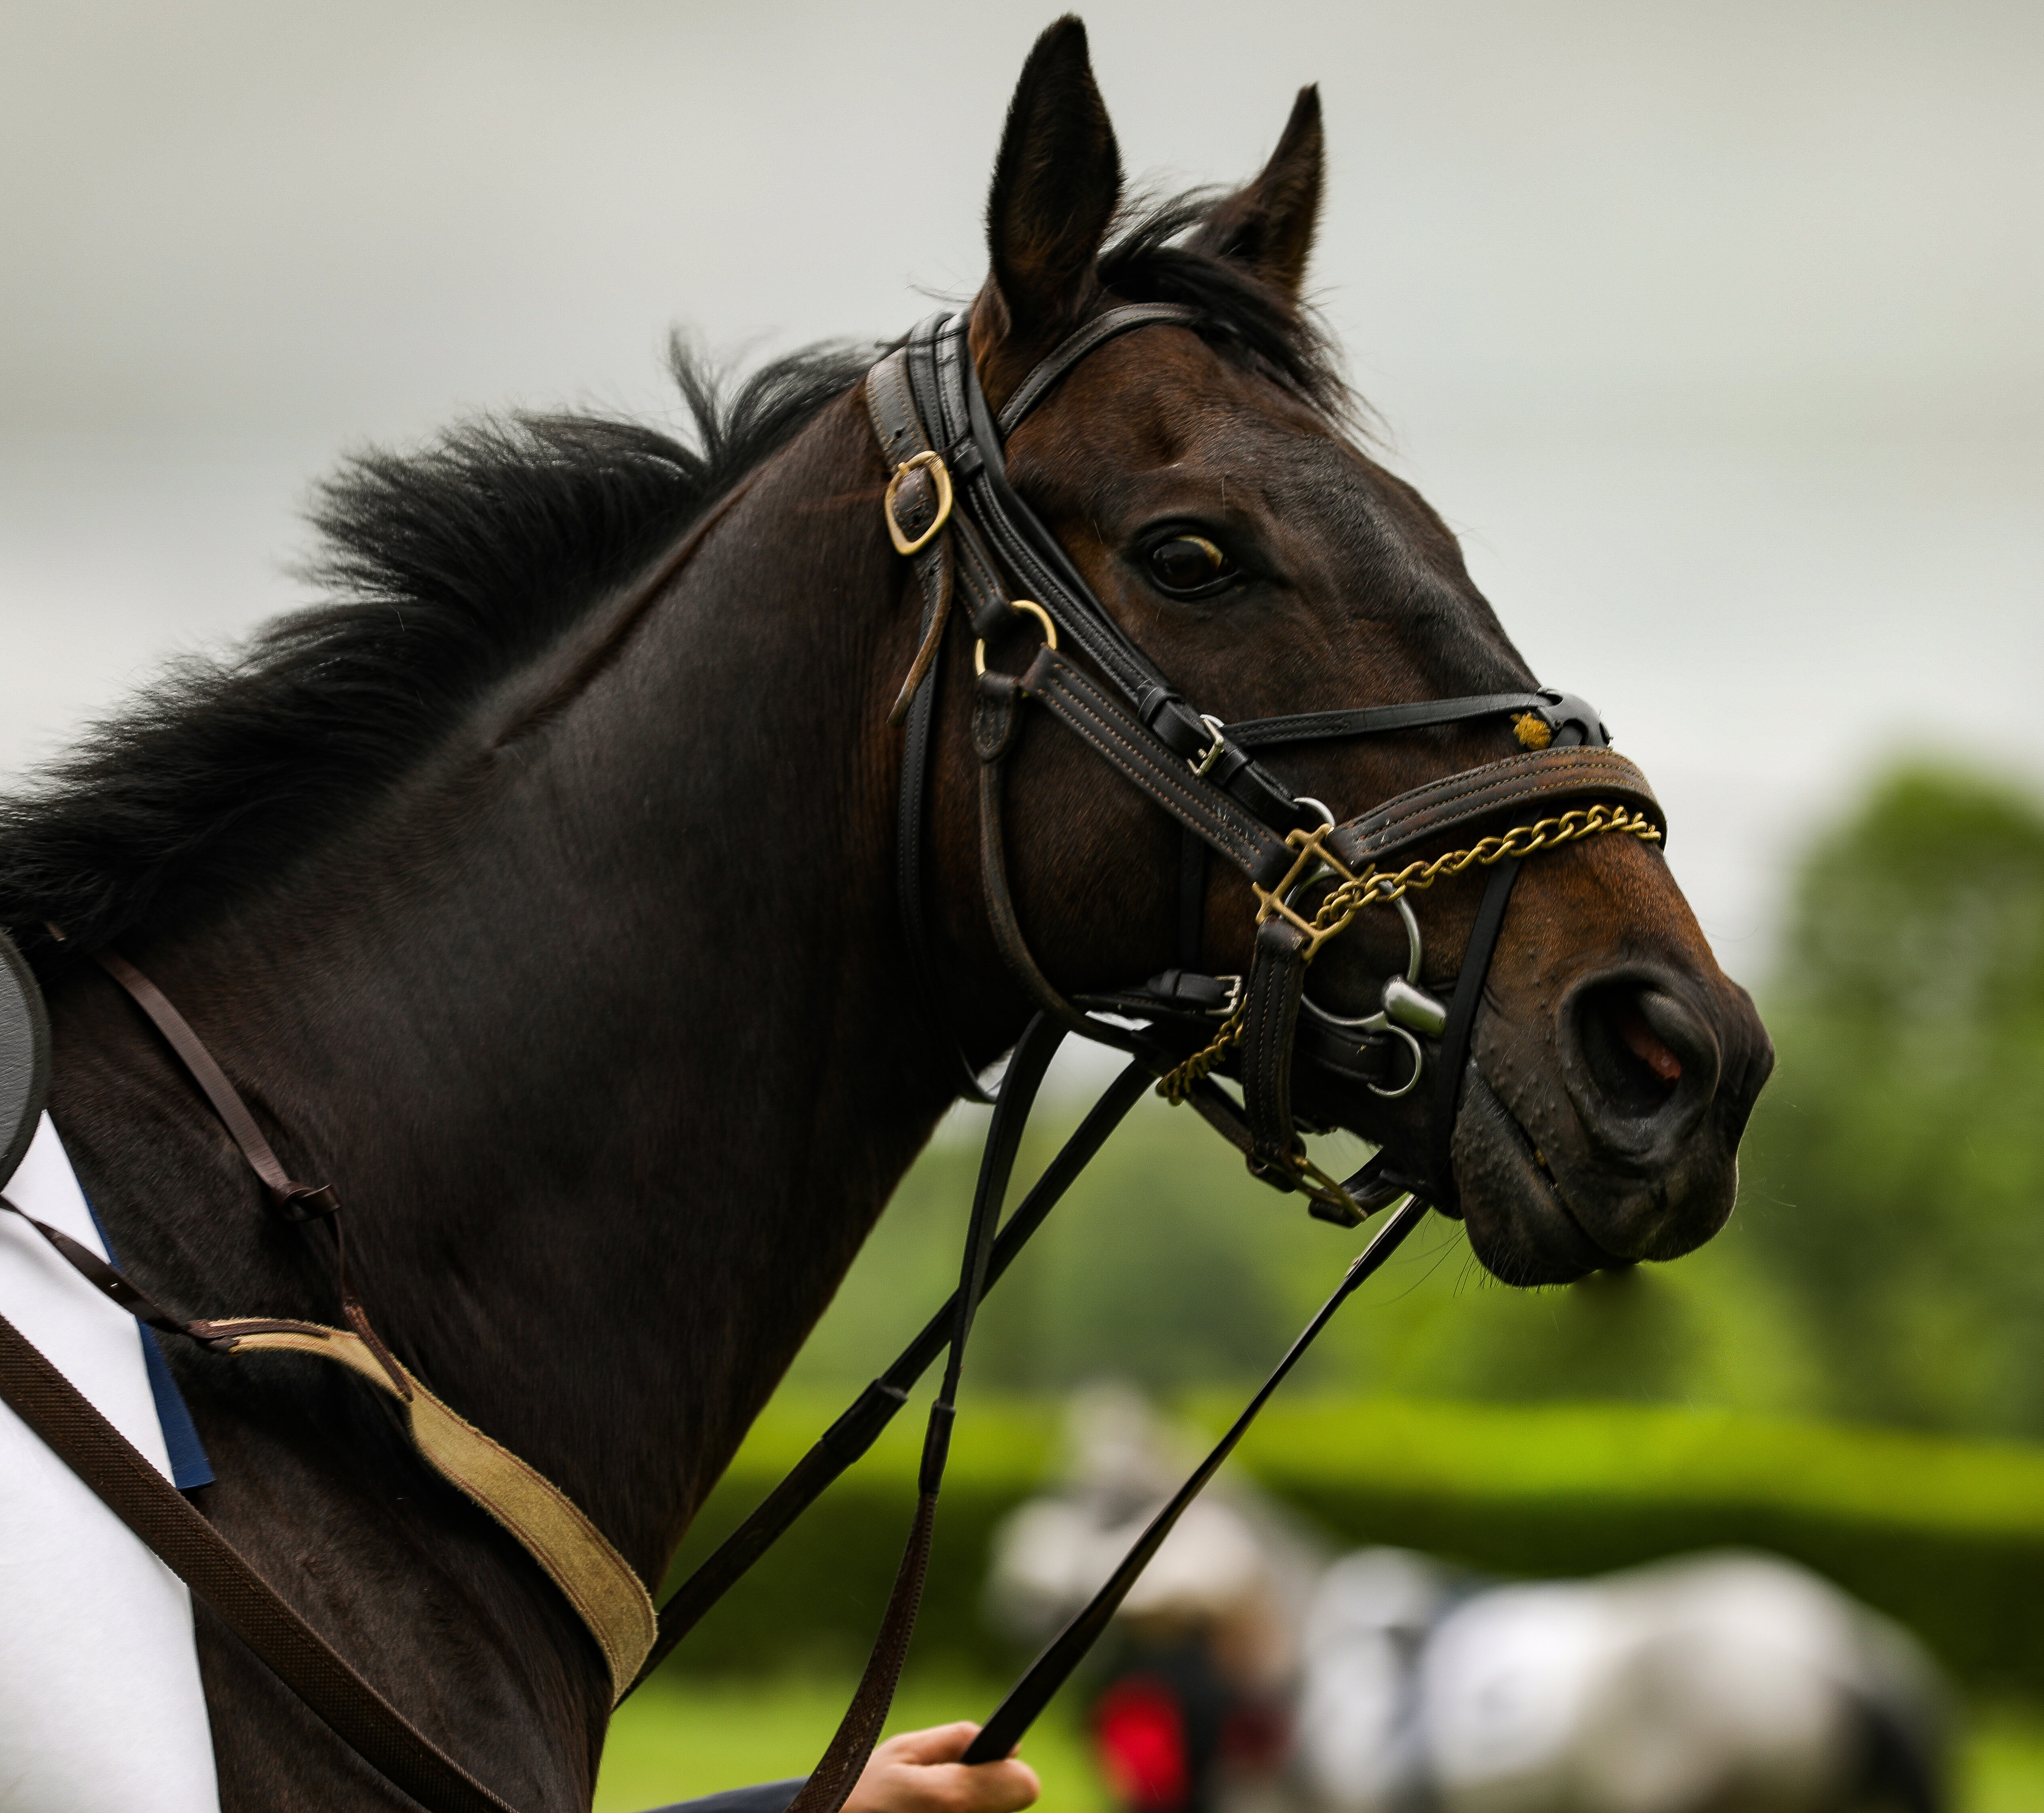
[983,17,1124,346]
[1194,86,1324,298]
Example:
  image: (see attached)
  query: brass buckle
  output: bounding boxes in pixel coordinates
[1190,714,1229,777]
[974,599,1059,675]
[884,451,954,556]
[1252,821,1359,959]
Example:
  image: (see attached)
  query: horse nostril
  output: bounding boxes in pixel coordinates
[1614,999,1681,1083]
[1575,983,1688,1120]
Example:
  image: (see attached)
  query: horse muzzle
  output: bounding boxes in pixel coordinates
[1451,962,1775,1284]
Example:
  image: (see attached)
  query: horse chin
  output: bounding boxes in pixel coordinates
[1447,1069,1636,1285]
[1446,1065,1740,1284]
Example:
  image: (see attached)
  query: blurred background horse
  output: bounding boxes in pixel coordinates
[992,1393,1946,1813]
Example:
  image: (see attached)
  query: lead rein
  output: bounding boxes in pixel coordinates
[783,1016,1076,1813]
[961,1193,1432,1764]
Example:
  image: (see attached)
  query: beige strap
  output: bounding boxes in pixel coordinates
[208,1318,655,1703]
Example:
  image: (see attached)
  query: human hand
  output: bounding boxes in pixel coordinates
[841,1723,1041,1813]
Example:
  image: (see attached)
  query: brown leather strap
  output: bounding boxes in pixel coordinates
[90,949,337,1221]
[971,678,1098,1043]
[1329,746,1664,870]
[780,1491,938,1813]
[1239,916,1312,1183]
[2,1190,657,1698]
[92,949,413,1395]
[1016,648,1293,888]
[0,1193,215,1342]
[865,351,956,726]
[992,304,1199,437]
[0,1307,522,1813]
[781,1017,1062,1813]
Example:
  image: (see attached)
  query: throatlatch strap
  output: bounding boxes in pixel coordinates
[0,1308,522,1813]
[962,1196,1432,1762]
[782,1015,1064,1813]
[624,1059,1151,1694]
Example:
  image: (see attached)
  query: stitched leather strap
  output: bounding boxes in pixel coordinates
[1229,692,1551,747]
[1240,917,1311,1180]
[1016,647,1293,887]
[782,1017,1063,1813]
[1329,747,1664,870]
[0,1307,522,1813]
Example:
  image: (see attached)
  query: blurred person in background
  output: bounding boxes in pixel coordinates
[987,1387,1323,1813]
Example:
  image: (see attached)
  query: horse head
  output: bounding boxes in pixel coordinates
[920,19,1773,1285]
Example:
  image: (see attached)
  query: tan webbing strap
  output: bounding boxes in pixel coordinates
[205,1318,656,1702]
[0,1307,521,1813]
[76,948,655,1696]
[0,1189,656,1701]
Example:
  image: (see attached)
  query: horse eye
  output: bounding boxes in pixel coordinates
[1147,535,1231,594]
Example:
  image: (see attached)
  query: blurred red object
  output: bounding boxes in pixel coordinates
[1093,1675,1190,1813]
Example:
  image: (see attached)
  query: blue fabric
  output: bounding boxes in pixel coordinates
[138,1327,215,1490]
[81,1190,215,1490]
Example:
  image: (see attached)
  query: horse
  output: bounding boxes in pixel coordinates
[1295,1548,1946,1813]
[0,15,1771,1810]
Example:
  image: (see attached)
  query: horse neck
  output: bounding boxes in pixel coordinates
[53,394,956,1579]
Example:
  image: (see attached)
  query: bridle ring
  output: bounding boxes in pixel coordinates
[973,598,1058,676]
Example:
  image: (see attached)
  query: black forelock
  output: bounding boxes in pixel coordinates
[1097,189,1353,422]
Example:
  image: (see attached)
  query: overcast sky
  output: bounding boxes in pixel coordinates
[2,0,2040,987]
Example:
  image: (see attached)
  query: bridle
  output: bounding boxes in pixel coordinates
[870,304,1663,1217]
[0,302,1672,1813]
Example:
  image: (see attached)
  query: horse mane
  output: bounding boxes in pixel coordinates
[0,192,1342,969]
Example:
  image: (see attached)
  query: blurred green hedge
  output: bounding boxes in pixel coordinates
[653,1393,2044,1694]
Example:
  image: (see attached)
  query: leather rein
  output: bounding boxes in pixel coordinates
[0,304,1671,1813]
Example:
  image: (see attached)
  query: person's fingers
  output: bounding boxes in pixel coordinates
[874,1723,980,1767]
[941,1754,1041,1813]
[840,1725,1042,1813]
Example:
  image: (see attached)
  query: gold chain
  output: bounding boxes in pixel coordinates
[1155,803,1660,1106]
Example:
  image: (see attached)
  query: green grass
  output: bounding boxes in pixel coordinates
[595,1676,1108,1813]
[1966,1705,2044,1813]
[597,1675,2044,1813]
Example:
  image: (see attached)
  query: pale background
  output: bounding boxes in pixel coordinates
[3,0,2040,988]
